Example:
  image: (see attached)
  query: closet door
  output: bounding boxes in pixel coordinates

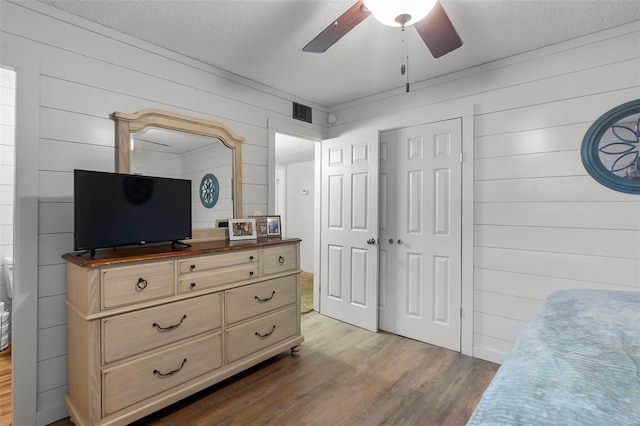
[380,119,462,351]
[320,134,379,332]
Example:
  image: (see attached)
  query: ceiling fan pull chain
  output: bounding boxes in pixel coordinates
[403,27,410,92]
[400,27,406,76]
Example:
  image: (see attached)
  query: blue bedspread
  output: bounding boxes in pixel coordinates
[467,289,640,426]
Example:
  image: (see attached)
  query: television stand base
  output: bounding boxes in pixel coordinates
[76,249,96,258]
[171,240,191,248]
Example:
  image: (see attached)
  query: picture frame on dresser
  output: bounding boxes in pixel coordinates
[267,215,281,237]
[229,218,257,240]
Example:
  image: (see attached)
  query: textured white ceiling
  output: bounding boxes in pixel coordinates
[40,0,640,107]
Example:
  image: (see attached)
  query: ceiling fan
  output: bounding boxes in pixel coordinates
[302,0,462,59]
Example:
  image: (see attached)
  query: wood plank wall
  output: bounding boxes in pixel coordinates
[333,22,640,363]
[0,1,326,423]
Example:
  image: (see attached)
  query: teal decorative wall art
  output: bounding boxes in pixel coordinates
[581,99,640,194]
[199,173,220,208]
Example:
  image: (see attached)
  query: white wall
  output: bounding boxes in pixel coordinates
[285,161,315,272]
[330,21,640,364]
[0,67,15,342]
[0,1,326,423]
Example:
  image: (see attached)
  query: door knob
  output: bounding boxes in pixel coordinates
[388,239,394,244]
[366,238,376,245]
[397,239,403,244]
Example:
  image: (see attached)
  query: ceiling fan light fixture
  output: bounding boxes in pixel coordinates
[363,0,437,27]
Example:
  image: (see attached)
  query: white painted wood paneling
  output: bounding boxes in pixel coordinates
[474,122,591,159]
[475,246,640,287]
[474,290,542,322]
[36,355,67,393]
[475,175,635,203]
[474,268,636,301]
[475,225,640,259]
[473,312,526,343]
[475,201,640,230]
[38,264,67,298]
[37,294,67,330]
[40,139,113,173]
[39,171,73,203]
[474,150,585,180]
[37,325,67,362]
[38,233,72,266]
[38,202,72,234]
[36,385,68,425]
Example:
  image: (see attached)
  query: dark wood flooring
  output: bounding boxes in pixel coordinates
[50,312,498,426]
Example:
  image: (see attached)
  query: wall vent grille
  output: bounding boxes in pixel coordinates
[292,102,312,123]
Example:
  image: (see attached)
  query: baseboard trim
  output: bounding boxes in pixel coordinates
[473,346,508,365]
[37,402,69,426]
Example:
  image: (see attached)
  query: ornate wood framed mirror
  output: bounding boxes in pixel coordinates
[112,109,244,238]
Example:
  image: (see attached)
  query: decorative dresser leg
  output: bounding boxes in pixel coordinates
[291,345,301,356]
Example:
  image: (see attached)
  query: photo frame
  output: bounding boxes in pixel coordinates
[249,215,268,236]
[229,218,257,240]
[266,215,281,237]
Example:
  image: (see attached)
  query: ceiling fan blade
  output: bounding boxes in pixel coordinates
[414,1,463,58]
[302,1,371,53]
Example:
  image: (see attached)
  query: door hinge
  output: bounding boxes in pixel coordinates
[460,307,463,317]
[460,152,464,163]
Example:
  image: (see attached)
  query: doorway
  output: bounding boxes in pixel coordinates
[0,66,16,425]
[274,132,317,314]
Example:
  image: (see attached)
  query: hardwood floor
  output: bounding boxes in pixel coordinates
[0,345,11,426]
[50,313,498,426]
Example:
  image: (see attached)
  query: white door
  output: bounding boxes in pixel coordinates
[320,135,379,331]
[378,131,398,333]
[379,119,462,351]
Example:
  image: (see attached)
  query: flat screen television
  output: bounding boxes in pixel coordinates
[74,169,192,254]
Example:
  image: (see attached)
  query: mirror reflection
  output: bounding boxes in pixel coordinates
[131,127,233,228]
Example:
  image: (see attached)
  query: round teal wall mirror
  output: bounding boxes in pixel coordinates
[581,99,640,194]
[199,173,220,208]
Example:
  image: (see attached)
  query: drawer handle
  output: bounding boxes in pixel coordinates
[255,325,276,339]
[190,264,196,271]
[153,358,187,378]
[249,271,254,277]
[153,314,187,331]
[278,256,285,265]
[190,282,197,289]
[249,255,255,261]
[136,278,148,291]
[254,291,276,303]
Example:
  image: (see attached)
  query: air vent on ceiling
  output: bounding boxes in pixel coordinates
[292,102,312,123]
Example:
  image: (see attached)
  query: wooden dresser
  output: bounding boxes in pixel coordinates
[62,238,303,426]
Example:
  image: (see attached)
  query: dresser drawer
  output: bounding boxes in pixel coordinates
[102,293,222,364]
[226,275,297,325]
[178,250,259,274]
[179,263,259,293]
[103,333,222,416]
[226,306,298,363]
[102,261,174,309]
[262,245,298,276]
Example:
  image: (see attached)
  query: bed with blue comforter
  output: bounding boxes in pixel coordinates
[467,289,640,425]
